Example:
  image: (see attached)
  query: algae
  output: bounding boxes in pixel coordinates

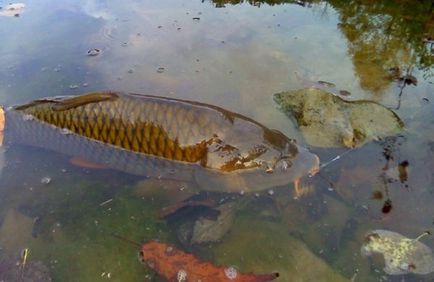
[0,153,172,281]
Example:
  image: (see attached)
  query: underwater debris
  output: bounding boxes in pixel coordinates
[399,75,417,86]
[274,88,404,148]
[87,48,101,56]
[398,160,409,183]
[371,190,384,200]
[317,81,336,88]
[139,240,279,281]
[40,177,51,184]
[381,199,393,214]
[361,230,434,275]
[338,90,351,96]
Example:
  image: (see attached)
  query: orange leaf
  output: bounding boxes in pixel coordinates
[140,241,279,282]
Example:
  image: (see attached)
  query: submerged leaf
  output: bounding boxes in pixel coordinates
[371,190,384,200]
[381,199,393,214]
[139,241,279,281]
[273,88,404,148]
[361,229,434,275]
[398,160,409,183]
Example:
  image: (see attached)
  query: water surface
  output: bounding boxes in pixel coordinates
[0,0,433,281]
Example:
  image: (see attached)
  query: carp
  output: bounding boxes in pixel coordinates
[0,91,319,193]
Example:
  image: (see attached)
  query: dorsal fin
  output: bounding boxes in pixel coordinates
[51,92,119,111]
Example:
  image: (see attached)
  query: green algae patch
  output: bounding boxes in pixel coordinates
[37,191,170,282]
[274,88,404,148]
[212,216,349,281]
[0,170,172,281]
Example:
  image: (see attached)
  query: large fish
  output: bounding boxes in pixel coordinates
[0,91,319,193]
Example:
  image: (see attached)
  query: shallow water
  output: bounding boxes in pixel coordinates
[0,0,433,281]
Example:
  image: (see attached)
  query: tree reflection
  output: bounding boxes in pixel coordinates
[208,0,314,8]
[209,0,433,93]
[330,0,433,93]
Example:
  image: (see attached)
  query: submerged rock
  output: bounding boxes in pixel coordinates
[191,202,235,244]
[273,88,404,148]
[213,217,348,281]
[361,229,434,275]
[0,209,35,253]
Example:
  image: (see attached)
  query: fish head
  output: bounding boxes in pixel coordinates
[272,145,320,178]
[200,128,320,192]
[259,128,319,177]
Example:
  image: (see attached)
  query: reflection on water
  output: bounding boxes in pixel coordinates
[334,0,434,94]
[0,0,433,281]
[211,0,434,93]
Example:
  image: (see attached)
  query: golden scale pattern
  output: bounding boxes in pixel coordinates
[25,99,210,164]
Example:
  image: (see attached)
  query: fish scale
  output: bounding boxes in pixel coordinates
[16,93,209,164]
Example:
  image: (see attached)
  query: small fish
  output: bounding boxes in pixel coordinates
[1,91,319,193]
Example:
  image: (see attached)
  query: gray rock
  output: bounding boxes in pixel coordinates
[274,88,404,148]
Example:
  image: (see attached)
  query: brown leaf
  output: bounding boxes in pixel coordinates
[139,241,279,281]
[382,199,393,214]
[371,190,384,200]
[398,160,409,183]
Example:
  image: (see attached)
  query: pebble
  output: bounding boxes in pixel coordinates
[41,177,51,184]
[339,90,351,96]
[224,266,238,279]
[87,48,101,56]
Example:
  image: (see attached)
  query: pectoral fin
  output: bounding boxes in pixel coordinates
[69,157,107,169]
